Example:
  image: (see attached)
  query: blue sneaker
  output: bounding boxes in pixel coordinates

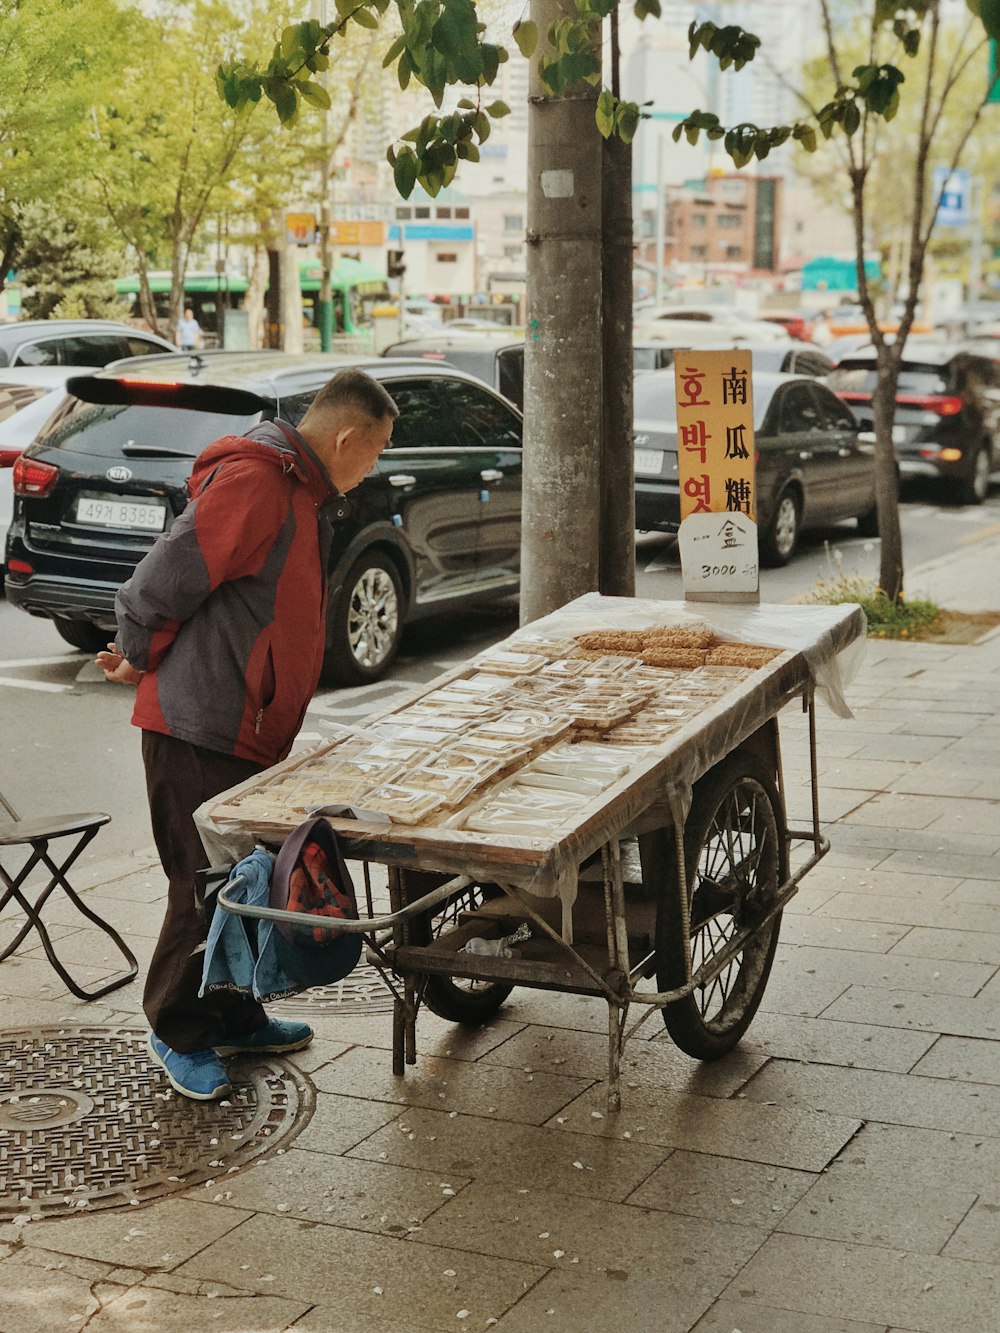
[147,1032,232,1101]
[213,1018,314,1056]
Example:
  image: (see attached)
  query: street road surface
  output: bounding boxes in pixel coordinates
[1,484,998,868]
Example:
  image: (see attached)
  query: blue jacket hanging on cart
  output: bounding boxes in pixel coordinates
[199,817,363,1002]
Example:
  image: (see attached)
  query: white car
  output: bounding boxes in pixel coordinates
[634,304,793,343]
[0,367,95,581]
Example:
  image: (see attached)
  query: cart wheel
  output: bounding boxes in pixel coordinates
[654,753,786,1060]
[412,882,515,1024]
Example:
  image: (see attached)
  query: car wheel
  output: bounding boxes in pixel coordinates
[53,618,112,653]
[322,551,404,686]
[760,488,800,566]
[956,446,991,505]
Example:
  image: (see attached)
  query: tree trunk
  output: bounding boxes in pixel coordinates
[600,128,635,596]
[520,0,603,624]
[245,246,267,351]
[874,343,904,602]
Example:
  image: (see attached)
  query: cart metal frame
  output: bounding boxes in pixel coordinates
[219,686,827,1110]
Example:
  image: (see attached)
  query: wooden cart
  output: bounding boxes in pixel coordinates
[208,597,865,1109]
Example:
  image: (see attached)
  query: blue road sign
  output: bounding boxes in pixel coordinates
[933,166,972,227]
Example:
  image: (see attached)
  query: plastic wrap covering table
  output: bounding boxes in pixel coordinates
[203,596,865,1109]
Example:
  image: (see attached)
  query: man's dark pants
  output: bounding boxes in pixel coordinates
[142,730,267,1053]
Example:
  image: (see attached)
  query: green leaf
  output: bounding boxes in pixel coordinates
[473,110,490,142]
[269,82,298,124]
[616,101,640,143]
[457,97,476,109]
[843,98,861,135]
[634,0,661,18]
[979,0,1000,40]
[353,7,379,29]
[513,18,537,56]
[393,150,418,198]
[596,89,615,137]
[298,80,331,109]
[485,100,510,118]
[383,33,406,66]
[796,124,817,152]
[398,49,412,89]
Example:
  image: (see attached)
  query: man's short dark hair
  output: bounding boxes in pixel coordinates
[308,369,398,423]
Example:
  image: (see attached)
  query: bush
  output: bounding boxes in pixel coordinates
[806,547,940,640]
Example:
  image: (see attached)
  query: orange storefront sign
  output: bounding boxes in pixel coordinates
[330,220,387,246]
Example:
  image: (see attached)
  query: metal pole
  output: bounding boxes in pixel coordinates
[969,175,983,305]
[316,0,334,351]
[655,135,665,304]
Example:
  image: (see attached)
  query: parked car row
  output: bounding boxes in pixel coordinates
[3,317,997,686]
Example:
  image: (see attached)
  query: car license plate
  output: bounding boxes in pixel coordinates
[634,449,662,476]
[76,495,167,532]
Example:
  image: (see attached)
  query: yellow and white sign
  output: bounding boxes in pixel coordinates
[674,348,759,600]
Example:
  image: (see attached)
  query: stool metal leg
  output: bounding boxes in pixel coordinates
[0,827,139,1000]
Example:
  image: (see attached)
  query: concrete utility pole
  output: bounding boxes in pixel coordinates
[600,10,635,599]
[520,0,604,624]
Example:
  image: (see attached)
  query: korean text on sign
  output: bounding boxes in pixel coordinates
[674,349,755,523]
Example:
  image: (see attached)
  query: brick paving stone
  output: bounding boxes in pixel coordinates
[785,885,843,915]
[785,787,873,825]
[89,1284,312,1333]
[804,865,961,901]
[839,794,966,831]
[941,1197,1000,1263]
[910,1035,1000,1085]
[780,916,911,951]
[742,1012,936,1073]
[17,1198,251,1271]
[489,1268,725,1333]
[625,1149,813,1229]
[725,1232,1000,1332]
[816,892,1000,930]
[887,925,1000,965]
[760,952,852,1018]
[347,1105,669,1203]
[890,766,997,798]
[823,984,1000,1039]
[852,735,954,763]
[689,1298,893,1332]
[175,1211,545,1331]
[0,1249,125,1333]
[945,880,1000,908]
[772,944,994,997]
[879,848,1000,881]
[412,1177,769,1271]
[478,1024,764,1096]
[815,758,914,790]
[290,1088,399,1153]
[207,1146,471,1235]
[312,1046,591,1125]
[740,1059,1000,1137]
[776,1172,977,1254]
[319,1013,525,1062]
[826,824,1000,858]
[544,1085,860,1172]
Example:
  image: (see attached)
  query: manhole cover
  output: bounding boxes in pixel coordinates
[0,1027,314,1222]
[273,958,396,1016]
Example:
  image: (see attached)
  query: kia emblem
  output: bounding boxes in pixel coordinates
[106,465,133,482]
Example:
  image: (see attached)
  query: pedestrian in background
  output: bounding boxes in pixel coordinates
[97,370,397,1101]
[176,307,202,351]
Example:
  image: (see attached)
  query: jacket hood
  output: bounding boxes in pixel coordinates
[190,419,337,508]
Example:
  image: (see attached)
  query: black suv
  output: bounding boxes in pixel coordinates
[0,319,177,368]
[5,351,523,685]
[382,332,525,408]
[828,343,1000,503]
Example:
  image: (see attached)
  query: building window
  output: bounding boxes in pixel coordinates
[724,245,743,260]
[436,206,452,219]
[454,207,470,219]
[395,207,412,220]
[504,214,523,232]
[415,206,431,219]
[716,212,742,229]
[691,244,708,258]
[436,252,458,263]
[691,213,708,228]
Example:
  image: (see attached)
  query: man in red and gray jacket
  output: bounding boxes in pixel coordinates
[98,369,397,1100]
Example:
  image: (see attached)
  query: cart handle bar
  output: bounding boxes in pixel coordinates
[216,872,473,934]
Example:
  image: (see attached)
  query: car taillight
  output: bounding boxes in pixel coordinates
[0,446,21,468]
[6,558,33,575]
[12,455,59,496]
[896,393,962,416]
[836,391,872,404]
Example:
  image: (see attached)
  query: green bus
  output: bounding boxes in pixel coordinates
[115,255,391,342]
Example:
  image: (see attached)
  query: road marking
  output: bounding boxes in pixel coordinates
[0,653,86,670]
[0,676,74,694]
[957,521,1000,546]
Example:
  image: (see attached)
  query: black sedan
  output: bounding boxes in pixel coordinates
[5,351,523,685]
[633,370,878,565]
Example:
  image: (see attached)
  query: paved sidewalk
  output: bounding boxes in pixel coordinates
[2,535,1000,1333]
